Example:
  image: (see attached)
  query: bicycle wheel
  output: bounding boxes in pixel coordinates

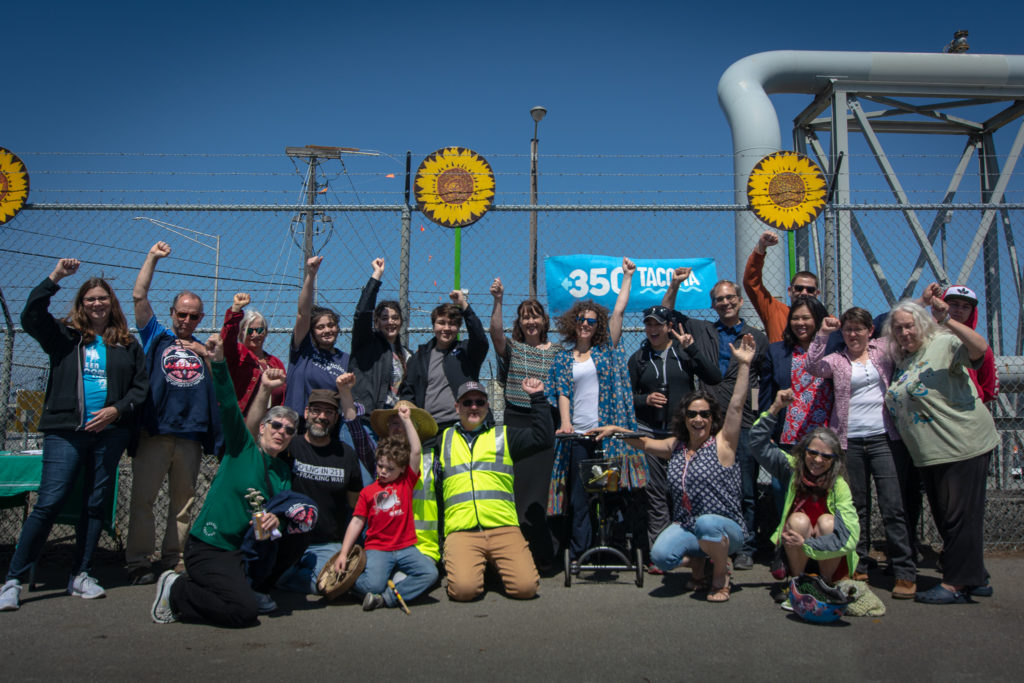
[564,548,572,587]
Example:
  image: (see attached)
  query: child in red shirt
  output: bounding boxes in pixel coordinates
[336,403,438,610]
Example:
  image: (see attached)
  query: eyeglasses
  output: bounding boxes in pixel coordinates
[173,310,202,322]
[306,406,337,416]
[576,316,598,326]
[246,326,266,335]
[460,398,487,408]
[83,296,110,304]
[266,420,296,435]
[792,285,818,295]
[805,447,836,460]
[712,294,739,304]
[685,409,712,419]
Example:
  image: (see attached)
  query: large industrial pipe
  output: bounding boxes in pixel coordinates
[717,50,1024,300]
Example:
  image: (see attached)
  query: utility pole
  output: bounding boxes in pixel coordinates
[286,146,358,263]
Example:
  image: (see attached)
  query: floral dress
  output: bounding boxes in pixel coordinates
[781,347,834,446]
[546,339,645,515]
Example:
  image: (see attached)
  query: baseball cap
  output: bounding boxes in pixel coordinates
[643,305,671,324]
[455,381,488,401]
[942,284,978,305]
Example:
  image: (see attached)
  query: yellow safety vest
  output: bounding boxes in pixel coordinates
[440,425,518,535]
[412,450,440,561]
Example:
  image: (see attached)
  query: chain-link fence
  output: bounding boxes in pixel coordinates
[2,163,1023,561]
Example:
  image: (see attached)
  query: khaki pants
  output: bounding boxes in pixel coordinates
[443,526,539,601]
[125,434,203,569]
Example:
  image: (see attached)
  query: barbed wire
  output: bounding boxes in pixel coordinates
[19,151,1022,160]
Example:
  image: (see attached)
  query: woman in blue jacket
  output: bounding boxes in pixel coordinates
[1,259,147,611]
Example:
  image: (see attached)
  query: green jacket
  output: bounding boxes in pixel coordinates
[750,411,859,574]
[190,361,291,551]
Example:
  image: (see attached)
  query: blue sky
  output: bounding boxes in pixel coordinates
[4,1,1024,359]
[8,1,1020,161]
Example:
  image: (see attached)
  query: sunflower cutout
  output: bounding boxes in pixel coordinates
[747,152,827,231]
[415,147,495,228]
[0,148,30,225]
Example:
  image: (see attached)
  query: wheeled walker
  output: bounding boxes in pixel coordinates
[557,432,644,588]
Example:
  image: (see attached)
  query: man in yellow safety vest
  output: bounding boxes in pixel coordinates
[438,378,553,601]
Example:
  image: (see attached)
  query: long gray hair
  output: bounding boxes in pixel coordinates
[882,299,949,363]
[791,427,846,497]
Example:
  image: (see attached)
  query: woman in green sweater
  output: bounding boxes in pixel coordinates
[150,334,298,627]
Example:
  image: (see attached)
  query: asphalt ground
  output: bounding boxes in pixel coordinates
[2,551,1023,682]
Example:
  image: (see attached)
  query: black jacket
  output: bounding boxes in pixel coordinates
[399,305,488,409]
[628,316,722,432]
[21,278,148,432]
[350,276,406,412]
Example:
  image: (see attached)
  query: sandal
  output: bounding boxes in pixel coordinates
[686,573,709,591]
[707,575,731,603]
[915,584,967,604]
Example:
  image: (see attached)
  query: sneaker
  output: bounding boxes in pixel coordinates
[781,597,793,612]
[151,570,180,624]
[68,572,107,599]
[253,590,277,615]
[770,582,789,603]
[129,566,157,586]
[362,592,385,612]
[733,553,754,571]
[0,579,22,611]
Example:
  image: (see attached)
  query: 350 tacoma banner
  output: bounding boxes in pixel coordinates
[544,255,717,315]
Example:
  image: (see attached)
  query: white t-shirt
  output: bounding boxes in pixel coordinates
[847,359,887,439]
[572,357,600,431]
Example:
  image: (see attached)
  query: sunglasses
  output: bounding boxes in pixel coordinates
[83,296,110,304]
[576,316,598,326]
[267,420,296,436]
[460,398,487,408]
[805,447,836,460]
[792,285,818,294]
[173,310,202,321]
[685,409,712,419]
[246,326,267,335]
[712,294,738,304]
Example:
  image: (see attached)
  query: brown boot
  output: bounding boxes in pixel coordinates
[892,579,917,599]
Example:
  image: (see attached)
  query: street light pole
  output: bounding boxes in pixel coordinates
[528,105,547,300]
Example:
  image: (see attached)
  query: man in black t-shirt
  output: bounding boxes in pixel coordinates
[249,382,363,595]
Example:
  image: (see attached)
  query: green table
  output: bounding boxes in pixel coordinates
[0,451,120,542]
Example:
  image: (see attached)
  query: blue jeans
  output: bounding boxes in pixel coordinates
[276,542,341,595]
[567,439,595,559]
[650,515,745,572]
[353,546,438,607]
[6,427,131,582]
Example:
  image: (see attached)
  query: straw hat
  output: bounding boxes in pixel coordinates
[369,400,438,440]
[317,545,366,600]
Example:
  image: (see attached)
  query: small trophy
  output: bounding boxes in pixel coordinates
[245,488,269,541]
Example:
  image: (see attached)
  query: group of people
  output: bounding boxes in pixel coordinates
[0,228,1000,620]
